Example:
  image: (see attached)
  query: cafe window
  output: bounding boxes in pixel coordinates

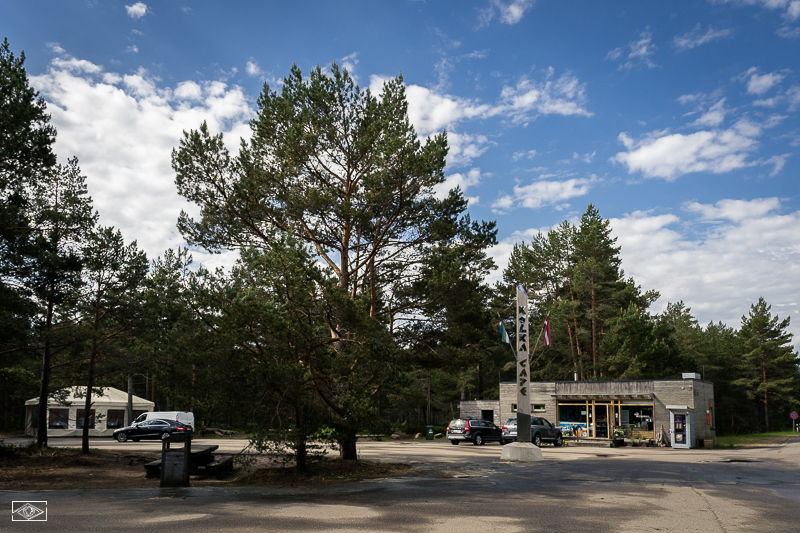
[558,403,588,437]
[106,409,125,429]
[76,409,95,429]
[617,404,653,437]
[49,408,70,429]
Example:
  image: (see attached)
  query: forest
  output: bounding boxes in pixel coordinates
[2,39,798,466]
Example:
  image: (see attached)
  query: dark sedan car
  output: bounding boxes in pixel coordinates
[446,418,503,445]
[113,419,193,442]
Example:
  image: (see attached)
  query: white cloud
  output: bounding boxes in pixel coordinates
[787,85,800,110]
[712,0,800,20]
[690,98,727,127]
[610,120,761,180]
[433,167,484,204]
[340,52,359,76]
[608,30,658,70]
[609,201,800,342]
[125,45,139,54]
[492,175,597,212]
[498,69,593,120]
[47,42,66,54]
[446,132,495,167]
[369,68,591,165]
[777,25,800,38]
[674,24,733,50]
[683,197,781,222]
[246,60,262,77]
[31,52,254,266]
[125,2,148,19]
[740,67,785,95]
[512,149,537,161]
[479,0,534,27]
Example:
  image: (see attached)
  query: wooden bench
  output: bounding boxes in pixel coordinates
[144,459,162,478]
[204,455,234,478]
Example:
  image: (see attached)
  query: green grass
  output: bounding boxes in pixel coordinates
[715,431,798,448]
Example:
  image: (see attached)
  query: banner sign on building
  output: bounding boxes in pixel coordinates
[516,285,530,418]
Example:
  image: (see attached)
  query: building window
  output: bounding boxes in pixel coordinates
[48,408,69,429]
[617,405,653,437]
[533,404,545,411]
[76,409,95,429]
[106,409,125,429]
[558,404,588,437]
[511,404,517,412]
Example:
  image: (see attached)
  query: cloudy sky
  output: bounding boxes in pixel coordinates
[3,0,799,341]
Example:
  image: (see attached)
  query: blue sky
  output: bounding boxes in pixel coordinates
[3,0,799,341]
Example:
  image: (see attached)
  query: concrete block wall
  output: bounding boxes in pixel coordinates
[459,400,501,425]
[499,382,557,425]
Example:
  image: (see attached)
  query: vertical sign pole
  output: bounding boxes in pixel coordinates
[516,285,531,443]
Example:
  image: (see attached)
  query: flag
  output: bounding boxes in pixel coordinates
[499,320,510,344]
[542,316,551,346]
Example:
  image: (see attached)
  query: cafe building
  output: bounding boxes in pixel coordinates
[462,373,716,448]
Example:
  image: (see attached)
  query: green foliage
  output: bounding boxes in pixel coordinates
[502,204,658,381]
[735,297,799,432]
[172,62,493,459]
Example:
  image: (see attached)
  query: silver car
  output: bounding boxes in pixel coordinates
[501,416,563,447]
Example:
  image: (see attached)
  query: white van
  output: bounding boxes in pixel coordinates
[134,411,194,429]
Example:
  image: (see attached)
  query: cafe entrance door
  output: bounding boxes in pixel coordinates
[594,403,609,438]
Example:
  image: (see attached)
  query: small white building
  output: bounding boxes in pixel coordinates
[25,387,154,437]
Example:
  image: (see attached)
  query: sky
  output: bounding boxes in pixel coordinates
[2,0,799,342]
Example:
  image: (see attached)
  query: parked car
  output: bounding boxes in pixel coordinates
[133,411,195,429]
[446,418,502,445]
[113,419,194,442]
[501,416,563,447]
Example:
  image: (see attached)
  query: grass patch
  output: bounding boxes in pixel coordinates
[715,431,798,448]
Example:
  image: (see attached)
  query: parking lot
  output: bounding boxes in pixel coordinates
[3,437,800,532]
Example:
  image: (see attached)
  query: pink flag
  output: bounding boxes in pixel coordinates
[543,316,551,346]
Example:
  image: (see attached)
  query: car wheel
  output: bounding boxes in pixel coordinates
[116,433,127,443]
[533,433,542,447]
[474,434,484,446]
[499,438,506,445]
[451,440,459,445]
[161,432,170,440]
[554,434,563,447]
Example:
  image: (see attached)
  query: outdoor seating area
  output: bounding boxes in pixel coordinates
[144,444,233,479]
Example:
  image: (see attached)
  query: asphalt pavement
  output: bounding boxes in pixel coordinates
[3,438,800,532]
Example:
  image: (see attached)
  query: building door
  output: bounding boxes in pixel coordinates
[595,404,609,438]
[481,409,494,423]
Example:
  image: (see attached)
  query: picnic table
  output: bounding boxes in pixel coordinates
[145,444,233,479]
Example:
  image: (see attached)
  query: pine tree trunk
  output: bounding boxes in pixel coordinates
[81,346,96,454]
[295,405,307,472]
[762,352,770,432]
[339,430,358,460]
[591,272,598,378]
[36,300,55,448]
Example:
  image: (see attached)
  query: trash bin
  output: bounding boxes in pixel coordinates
[426,425,435,440]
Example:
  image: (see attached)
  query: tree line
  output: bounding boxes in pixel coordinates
[1,40,798,468]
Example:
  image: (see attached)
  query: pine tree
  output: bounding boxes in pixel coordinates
[736,297,798,432]
[172,63,492,459]
[77,227,147,453]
